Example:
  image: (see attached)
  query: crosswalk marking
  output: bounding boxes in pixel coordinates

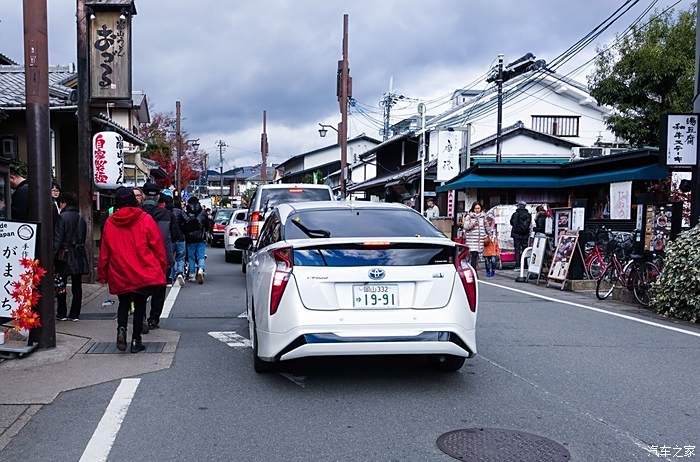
[208,331,251,348]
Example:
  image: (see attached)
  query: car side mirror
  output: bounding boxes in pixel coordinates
[234,237,253,250]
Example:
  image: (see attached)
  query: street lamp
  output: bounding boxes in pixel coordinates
[318,123,338,138]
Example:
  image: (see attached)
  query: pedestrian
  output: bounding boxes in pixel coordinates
[141,182,175,330]
[463,202,486,274]
[534,205,547,234]
[510,201,532,270]
[97,187,166,353]
[8,163,29,220]
[133,187,145,206]
[184,196,209,284]
[51,182,61,214]
[483,213,500,278]
[54,192,89,321]
[424,198,440,220]
[165,192,187,287]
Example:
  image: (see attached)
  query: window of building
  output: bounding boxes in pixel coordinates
[531,116,580,137]
[0,135,18,160]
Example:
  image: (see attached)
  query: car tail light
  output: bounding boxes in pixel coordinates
[288,188,304,193]
[361,241,392,248]
[270,247,292,315]
[249,211,263,239]
[455,246,477,312]
[213,223,225,231]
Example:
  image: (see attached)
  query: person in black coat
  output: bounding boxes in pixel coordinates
[54,192,89,321]
[9,165,29,221]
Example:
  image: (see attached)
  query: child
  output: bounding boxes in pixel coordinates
[483,213,500,277]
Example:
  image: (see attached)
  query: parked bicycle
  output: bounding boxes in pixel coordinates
[581,226,611,279]
[596,235,661,306]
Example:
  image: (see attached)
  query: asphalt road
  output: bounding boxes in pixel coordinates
[2,246,699,461]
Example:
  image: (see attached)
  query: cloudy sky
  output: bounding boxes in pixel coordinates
[0,0,691,169]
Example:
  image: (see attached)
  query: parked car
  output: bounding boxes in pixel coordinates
[224,209,248,263]
[210,208,236,247]
[235,201,478,373]
[242,184,333,274]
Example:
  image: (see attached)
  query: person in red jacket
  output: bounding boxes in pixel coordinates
[98,187,167,353]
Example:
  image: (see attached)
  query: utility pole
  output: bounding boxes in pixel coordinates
[260,110,268,183]
[419,102,426,216]
[495,54,504,163]
[692,1,700,225]
[175,101,182,198]
[76,0,93,283]
[23,0,55,348]
[337,13,351,198]
[216,140,227,202]
[379,77,403,141]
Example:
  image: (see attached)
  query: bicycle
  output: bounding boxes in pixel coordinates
[582,226,610,279]
[596,237,661,306]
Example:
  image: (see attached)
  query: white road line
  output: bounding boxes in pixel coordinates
[160,284,180,319]
[479,280,700,339]
[79,378,141,462]
[208,331,252,348]
[237,311,248,319]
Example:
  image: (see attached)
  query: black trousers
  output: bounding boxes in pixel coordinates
[469,251,480,274]
[117,292,147,342]
[148,285,167,323]
[513,236,529,268]
[56,274,82,319]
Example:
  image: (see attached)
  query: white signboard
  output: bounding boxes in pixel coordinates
[436,130,462,182]
[0,220,38,317]
[528,234,547,276]
[447,190,454,218]
[666,114,698,166]
[92,131,125,189]
[610,181,632,220]
[571,207,585,231]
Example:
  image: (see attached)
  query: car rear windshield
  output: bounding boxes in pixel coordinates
[293,244,454,266]
[258,188,331,209]
[214,210,234,224]
[284,208,444,240]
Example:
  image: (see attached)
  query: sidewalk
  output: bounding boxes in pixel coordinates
[486,269,700,333]
[0,283,180,450]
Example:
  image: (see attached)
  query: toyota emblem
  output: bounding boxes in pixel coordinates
[368,268,386,280]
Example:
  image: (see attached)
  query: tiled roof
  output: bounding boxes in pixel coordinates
[0,65,76,108]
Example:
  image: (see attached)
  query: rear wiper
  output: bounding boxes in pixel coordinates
[291,219,331,238]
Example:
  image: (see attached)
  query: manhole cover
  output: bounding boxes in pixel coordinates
[85,342,166,354]
[436,428,570,462]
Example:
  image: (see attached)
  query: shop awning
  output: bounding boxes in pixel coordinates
[437,163,668,192]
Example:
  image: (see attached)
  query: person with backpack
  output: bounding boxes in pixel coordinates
[184,196,209,284]
[164,191,187,287]
[98,187,166,353]
[142,183,175,329]
[54,192,89,320]
[510,201,532,270]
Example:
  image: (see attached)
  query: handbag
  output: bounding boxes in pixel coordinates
[56,246,69,263]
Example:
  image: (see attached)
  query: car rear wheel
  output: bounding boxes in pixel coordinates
[252,314,276,373]
[433,355,465,372]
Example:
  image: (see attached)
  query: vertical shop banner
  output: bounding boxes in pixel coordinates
[610,181,632,220]
[90,11,132,99]
[93,132,125,189]
[436,130,462,181]
[664,114,698,166]
[0,221,38,317]
[447,190,454,218]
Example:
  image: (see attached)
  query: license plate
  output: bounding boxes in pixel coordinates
[353,284,399,308]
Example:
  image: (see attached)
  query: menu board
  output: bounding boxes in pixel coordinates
[648,205,673,252]
[547,231,579,282]
[529,235,548,277]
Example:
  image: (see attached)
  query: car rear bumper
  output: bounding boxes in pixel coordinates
[257,323,476,362]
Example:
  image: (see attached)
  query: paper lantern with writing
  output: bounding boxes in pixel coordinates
[92,131,125,189]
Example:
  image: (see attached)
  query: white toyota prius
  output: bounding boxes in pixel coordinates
[235,201,478,373]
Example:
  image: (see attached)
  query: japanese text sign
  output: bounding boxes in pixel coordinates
[0,220,37,317]
[90,11,131,99]
[665,114,698,166]
[93,131,125,189]
[435,130,462,182]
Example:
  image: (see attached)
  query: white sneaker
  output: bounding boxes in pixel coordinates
[196,269,204,285]
[176,274,186,287]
